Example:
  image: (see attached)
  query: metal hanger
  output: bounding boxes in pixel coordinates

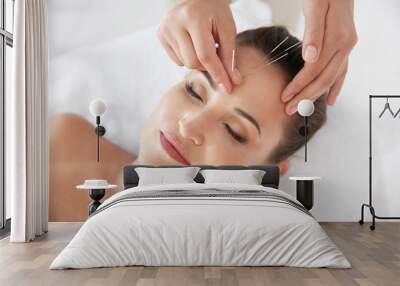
[378,97,395,118]
[394,106,400,118]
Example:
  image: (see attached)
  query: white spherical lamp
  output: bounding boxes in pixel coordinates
[89,98,107,117]
[297,99,314,117]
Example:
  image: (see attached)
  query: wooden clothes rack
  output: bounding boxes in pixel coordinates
[359,95,400,230]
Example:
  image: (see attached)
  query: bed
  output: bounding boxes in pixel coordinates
[50,165,350,269]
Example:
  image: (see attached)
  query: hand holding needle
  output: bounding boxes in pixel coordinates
[158,0,242,93]
[158,0,357,110]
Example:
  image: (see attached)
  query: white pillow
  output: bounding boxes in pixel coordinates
[200,169,266,185]
[135,167,200,186]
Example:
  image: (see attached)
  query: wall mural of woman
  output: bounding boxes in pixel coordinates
[49,26,327,221]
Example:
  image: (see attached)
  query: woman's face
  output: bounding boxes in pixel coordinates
[138,46,290,165]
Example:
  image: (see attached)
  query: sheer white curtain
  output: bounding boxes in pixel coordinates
[8,0,48,242]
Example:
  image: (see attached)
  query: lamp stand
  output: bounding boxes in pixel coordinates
[94,116,106,162]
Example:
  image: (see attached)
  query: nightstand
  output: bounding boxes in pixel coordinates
[77,180,117,216]
[289,177,321,210]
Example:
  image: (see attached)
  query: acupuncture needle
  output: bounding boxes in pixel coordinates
[241,41,303,77]
[214,37,302,75]
[265,42,303,66]
[215,42,236,73]
[269,36,289,55]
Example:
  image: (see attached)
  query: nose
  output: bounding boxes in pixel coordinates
[178,112,206,146]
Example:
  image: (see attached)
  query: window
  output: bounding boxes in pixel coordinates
[0,0,14,235]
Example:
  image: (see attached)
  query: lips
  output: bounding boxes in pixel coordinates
[159,131,190,165]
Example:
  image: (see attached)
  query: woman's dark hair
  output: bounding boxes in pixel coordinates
[236,26,327,164]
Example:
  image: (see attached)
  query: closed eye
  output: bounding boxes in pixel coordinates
[224,123,247,144]
[185,82,204,103]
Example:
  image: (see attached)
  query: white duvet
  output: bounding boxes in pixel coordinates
[50,183,350,269]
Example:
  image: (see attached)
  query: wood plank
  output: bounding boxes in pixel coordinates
[0,222,399,286]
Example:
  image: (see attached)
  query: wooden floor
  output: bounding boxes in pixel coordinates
[0,222,399,286]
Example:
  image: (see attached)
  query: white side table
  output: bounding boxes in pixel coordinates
[289,177,321,210]
[77,180,117,216]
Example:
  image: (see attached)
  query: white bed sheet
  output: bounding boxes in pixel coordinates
[50,183,350,269]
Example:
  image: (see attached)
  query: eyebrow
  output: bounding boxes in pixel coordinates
[234,108,261,135]
[200,71,217,90]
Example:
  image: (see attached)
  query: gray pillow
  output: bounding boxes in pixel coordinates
[135,167,201,186]
[200,169,266,185]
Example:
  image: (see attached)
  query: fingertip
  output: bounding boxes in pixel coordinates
[282,94,294,103]
[285,103,297,116]
[231,68,242,85]
[327,96,337,106]
[225,82,233,93]
[281,89,294,102]
[219,81,232,94]
[220,73,233,93]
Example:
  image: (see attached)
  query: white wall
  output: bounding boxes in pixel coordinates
[48,0,400,221]
[48,0,175,59]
